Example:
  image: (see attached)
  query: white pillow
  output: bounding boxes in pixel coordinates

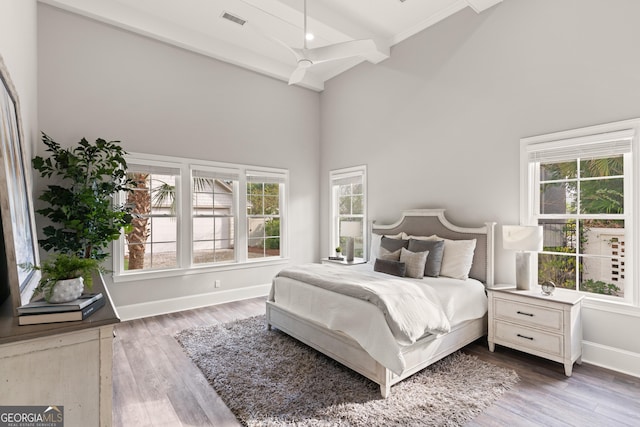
[438,237,477,280]
[369,232,402,263]
[402,233,439,241]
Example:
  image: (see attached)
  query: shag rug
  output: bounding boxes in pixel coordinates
[175,315,518,427]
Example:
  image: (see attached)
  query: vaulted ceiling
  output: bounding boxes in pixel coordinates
[39,0,504,91]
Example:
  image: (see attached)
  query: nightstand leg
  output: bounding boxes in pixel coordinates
[564,362,573,376]
[488,341,495,352]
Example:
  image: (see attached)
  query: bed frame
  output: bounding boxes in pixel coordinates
[266,209,496,398]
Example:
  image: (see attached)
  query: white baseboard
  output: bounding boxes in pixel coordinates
[582,340,640,378]
[115,283,271,321]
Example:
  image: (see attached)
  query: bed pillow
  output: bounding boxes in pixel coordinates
[369,232,402,263]
[438,238,477,280]
[373,259,406,277]
[402,233,438,241]
[378,247,402,261]
[380,236,409,252]
[399,247,429,279]
[408,239,445,277]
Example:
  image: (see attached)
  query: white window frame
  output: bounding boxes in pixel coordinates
[121,159,182,271]
[520,119,640,307]
[245,169,288,262]
[113,153,288,282]
[329,165,367,259]
[191,165,240,266]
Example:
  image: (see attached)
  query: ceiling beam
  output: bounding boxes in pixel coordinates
[465,0,504,14]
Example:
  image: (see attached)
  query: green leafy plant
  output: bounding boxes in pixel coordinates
[264,218,281,249]
[335,246,342,253]
[23,254,103,302]
[32,132,134,260]
[581,279,621,296]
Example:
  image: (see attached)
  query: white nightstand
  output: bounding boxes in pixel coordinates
[487,286,583,376]
[321,257,366,266]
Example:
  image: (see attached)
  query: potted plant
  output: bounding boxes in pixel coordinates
[335,246,342,257]
[25,254,103,303]
[26,133,134,303]
[32,132,134,260]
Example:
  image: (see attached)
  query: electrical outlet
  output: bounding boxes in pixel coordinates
[214,280,221,288]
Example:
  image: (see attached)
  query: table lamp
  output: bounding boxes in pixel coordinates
[340,221,362,262]
[503,225,543,290]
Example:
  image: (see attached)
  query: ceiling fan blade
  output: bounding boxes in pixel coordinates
[288,66,308,85]
[303,39,379,64]
[269,36,305,62]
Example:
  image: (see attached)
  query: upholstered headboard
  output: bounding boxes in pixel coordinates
[371,209,495,285]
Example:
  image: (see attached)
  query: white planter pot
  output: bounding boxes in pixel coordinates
[49,277,84,303]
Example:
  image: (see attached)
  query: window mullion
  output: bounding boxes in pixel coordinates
[177,165,188,269]
[237,175,248,262]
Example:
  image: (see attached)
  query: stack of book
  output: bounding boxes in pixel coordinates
[17,293,105,326]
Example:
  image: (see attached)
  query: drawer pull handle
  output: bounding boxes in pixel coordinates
[517,333,534,341]
[517,311,534,317]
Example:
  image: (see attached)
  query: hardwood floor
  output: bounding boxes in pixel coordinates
[113,297,640,426]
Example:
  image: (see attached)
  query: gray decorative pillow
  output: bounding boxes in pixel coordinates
[378,247,401,261]
[400,247,429,279]
[380,236,409,253]
[374,259,406,277]
[408,239,445,277]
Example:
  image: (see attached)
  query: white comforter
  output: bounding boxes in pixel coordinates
[274,263,451,344]
[270,263,488,375]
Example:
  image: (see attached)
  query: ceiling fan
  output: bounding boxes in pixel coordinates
[280,0,382,85]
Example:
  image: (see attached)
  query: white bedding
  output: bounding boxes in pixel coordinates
[270,263,488,375]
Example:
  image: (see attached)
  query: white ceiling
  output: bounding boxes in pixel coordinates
[39,0,503,91]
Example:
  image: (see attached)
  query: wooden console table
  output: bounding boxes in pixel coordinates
[0,274,119,426]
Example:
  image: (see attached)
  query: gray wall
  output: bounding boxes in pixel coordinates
[37,4,321,316]
[0,0,38,158]
[320,0,640,375]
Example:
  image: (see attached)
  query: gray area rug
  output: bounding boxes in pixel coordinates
[175,315,518,427]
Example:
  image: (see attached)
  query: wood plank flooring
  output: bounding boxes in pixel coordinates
[112,297,640,426]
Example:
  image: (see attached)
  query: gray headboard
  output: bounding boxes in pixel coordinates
[371,209,495,285]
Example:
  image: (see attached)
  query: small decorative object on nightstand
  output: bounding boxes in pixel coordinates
[541,280,556,296]
[487,286,583,376]
[503,225,543,290]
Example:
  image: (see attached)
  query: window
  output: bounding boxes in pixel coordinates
[124,162,181,272]
[330,166,367,258]
[113,154,287,279]
[522,121,637,304]
[192,167,239,265]
[246,171,285,259]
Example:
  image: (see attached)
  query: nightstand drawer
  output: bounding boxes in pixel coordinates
[494,298,563,332]
[495,321,563,357]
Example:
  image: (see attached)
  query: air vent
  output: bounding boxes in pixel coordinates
[221,11,246,26]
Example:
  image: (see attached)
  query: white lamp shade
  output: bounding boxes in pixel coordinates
[340,221,362,238]
[503,225,543,252]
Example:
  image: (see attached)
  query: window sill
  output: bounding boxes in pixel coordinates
[582,296,640,318]
[111,257,290,283]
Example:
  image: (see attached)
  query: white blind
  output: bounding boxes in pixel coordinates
[192,167,239,182]
[246,170,287,184]
[127,162,180,176]
[331,171,363,187]
[527,129,634,163]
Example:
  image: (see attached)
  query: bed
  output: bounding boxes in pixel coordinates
[266,209,496,397]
